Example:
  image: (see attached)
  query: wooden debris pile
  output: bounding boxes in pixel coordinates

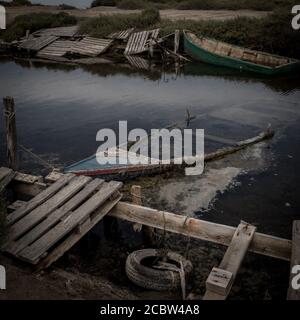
[13,26,188,68]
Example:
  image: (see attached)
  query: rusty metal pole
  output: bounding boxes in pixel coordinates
[3,97,18,170]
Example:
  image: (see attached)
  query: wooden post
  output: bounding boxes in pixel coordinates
[131,185,155,246]
[287,220,300,300]
[3,97,18,170]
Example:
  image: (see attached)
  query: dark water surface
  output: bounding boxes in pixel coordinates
[1,57,299,170]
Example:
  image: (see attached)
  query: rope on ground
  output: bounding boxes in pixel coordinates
[18,144,55,170]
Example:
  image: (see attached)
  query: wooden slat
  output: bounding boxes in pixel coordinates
[18,181,122,263]
[108,28,134,40]
[109,202,291,261]
[125,29,159,55]
[6,178,104,255]
[70,37,113,57]
[204,222,256,300]
[6,173,75,226]
[33,26,79,38]
[288,220,300,300]
[20,35,59,51]
[37,193,122,270]
[4,175,91,244]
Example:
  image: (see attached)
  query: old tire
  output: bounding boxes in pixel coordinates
[125,249,193,291]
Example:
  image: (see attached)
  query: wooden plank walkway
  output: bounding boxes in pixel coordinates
[1,173,122,267]
[125,29,160,55]
[287,220,300,300]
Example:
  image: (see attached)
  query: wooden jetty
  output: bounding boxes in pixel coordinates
[1,167,299,299]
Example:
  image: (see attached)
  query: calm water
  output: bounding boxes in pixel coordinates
[0,57,300,171]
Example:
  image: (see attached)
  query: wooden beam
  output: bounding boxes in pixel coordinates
[109,202,291,261]
[204,222,256,300]
[3,97,18,170]
[287,220,300,300]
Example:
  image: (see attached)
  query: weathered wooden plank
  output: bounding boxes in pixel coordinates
[0,170,15,193]
[3,97,18,170]
[5,175,91,244]
[288,220,300,300]
[70,37,113,57]
[37,193,122,270]
[37,40,75,57]
[109,202,291,261]
[0,167,12,182]
[174,30,180,54]
[13,172,42,184]
[6,173,75,226]
[19,181,122,263]
[7,200,26,211]
[20,35,59,51]
[205,267,234,296]
[33,26,79,38]
[6,178,104,255]
[204,222,256,300]
[108,28,134,40]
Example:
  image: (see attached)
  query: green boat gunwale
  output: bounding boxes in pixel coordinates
[183,30,299,72]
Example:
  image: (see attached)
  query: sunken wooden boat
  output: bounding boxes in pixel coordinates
[64,129,274,179]
[183,31,300,75]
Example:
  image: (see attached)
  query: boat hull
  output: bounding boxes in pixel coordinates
[183,31,300,75]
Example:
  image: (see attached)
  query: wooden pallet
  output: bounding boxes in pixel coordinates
[124,29,160,55]
[1,173,122,268]
[20,35,59,51]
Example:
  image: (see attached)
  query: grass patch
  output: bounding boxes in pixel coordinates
[80,8,160,37]
[159,9,300,59]
[89,0,299,11]
[1,12,77,42]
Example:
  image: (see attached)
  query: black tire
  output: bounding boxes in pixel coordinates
[125,249,193,291]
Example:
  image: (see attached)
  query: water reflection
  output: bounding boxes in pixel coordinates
[0,57,299,172]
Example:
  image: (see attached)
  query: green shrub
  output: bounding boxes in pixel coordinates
[80,8,160,37]
[3,12,77,42]
[117,0,147,9]
[58,3,77,10]
[91,0,116,7]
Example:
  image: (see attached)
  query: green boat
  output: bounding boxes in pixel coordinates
[183,31,300,75]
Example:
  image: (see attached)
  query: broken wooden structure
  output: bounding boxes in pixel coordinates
[1,170,122,269]
[0,167,298,300]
